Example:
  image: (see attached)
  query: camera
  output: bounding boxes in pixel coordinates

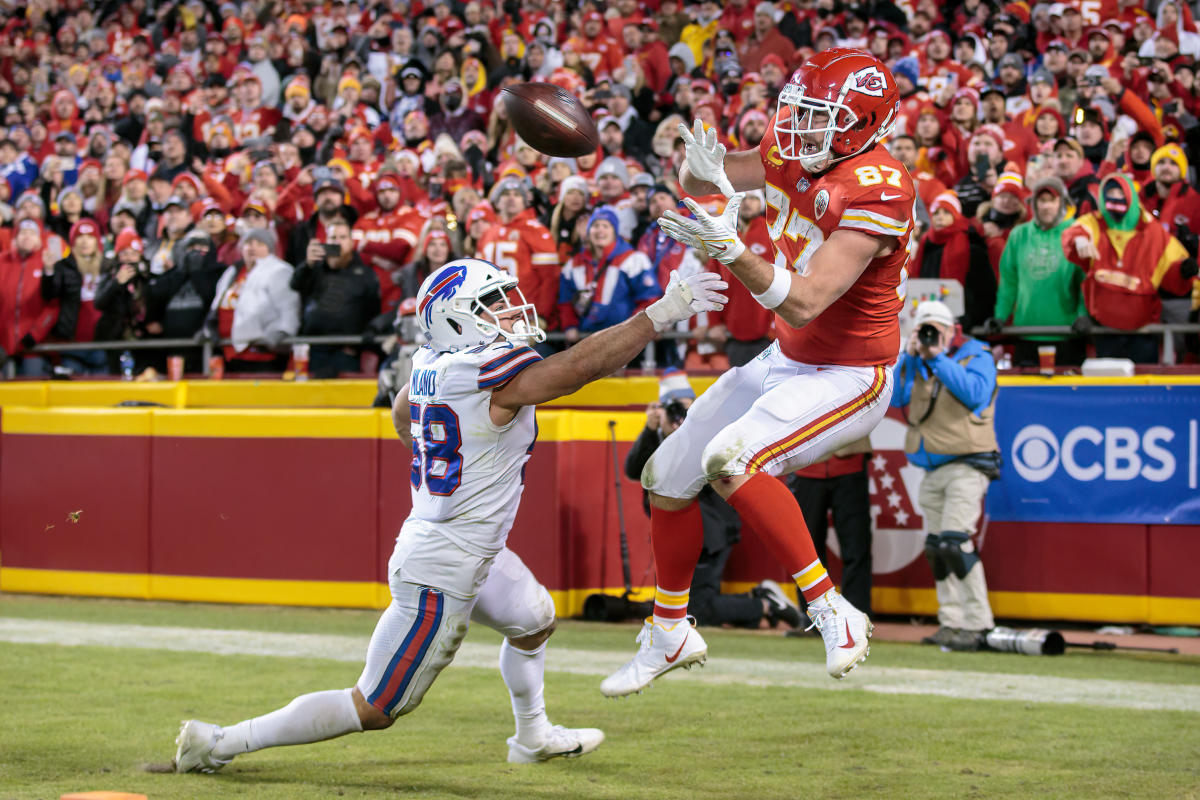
[322,243,342,258]
[663,399,688,425]
[918,324,941,348]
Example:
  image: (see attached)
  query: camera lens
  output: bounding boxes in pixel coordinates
[918,324,940,347]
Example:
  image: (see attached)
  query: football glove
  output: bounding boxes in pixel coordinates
[645,270,729,332]
[679,119,736,198]
[658,194,747,265]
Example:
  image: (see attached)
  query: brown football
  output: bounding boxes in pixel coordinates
[501,83,599,158]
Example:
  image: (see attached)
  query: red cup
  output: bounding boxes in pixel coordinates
[1037,344,1056,375]
[209,355,225,380]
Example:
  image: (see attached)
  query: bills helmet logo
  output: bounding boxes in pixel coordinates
[850,66,887,98]
[419,265,468,327]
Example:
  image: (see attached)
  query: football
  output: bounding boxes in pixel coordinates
[501,83,599,158]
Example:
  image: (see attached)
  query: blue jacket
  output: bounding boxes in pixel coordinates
[557,238,661,332]
[890,336,997,471]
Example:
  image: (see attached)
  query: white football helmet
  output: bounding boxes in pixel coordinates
[415,258,545,353]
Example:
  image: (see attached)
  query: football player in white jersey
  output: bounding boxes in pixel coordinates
[174,257,727,772]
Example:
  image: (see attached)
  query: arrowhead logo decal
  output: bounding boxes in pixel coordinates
[850,66,887,98]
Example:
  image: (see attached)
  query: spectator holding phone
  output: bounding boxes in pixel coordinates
[291,218,381,378]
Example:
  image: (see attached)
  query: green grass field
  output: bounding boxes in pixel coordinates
[2,595,1198,800]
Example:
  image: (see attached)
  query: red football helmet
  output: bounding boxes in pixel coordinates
[774,48,899,172]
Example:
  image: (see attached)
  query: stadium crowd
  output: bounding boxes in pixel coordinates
[2,0,1200,378]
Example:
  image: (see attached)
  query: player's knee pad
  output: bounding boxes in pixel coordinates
[923,533,949,581]
[508,583,556,640]
[700,427,747,481]
[937,531,981,580]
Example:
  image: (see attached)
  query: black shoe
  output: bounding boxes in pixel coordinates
[946,629,985,652]
[920,626,958,646]
[753,580,803,628]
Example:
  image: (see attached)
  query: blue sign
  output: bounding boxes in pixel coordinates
[986,385,1200,524]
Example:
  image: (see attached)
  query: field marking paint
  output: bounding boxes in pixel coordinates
[2,617,1196,713]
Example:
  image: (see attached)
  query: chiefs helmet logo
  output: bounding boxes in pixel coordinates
[850,66,887,98]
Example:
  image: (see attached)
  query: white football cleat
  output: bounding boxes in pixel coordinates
[805,589,873,679]
[507,724,605,763]
[599,617,707,698]
[173,719,231,774]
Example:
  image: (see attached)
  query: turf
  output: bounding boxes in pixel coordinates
[1,596,1199,800]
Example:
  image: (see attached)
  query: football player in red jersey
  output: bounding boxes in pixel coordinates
[603,49,914,696]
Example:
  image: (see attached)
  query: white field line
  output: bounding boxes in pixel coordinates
[1,617,1196,713]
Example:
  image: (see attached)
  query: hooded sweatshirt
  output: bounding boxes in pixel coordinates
[1062,173,1195,329]
[994,177,1085,340]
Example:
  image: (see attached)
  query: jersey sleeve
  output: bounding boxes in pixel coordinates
[837,170,915,240]
[474,343,543,390]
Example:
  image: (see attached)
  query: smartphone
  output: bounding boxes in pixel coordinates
[322,243,342,258]
[974,153,989,183]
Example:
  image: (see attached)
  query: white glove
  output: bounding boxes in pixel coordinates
[679,119,736,198]
[1073,235,1099,261]
[645,269,729,332]
[658,194,747,265]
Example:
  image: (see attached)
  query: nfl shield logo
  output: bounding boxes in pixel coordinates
[814,189,829,220]
[796,177,810,193]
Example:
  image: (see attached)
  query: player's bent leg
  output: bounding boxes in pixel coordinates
[175,688,364,774]
[356,583,472,720]
[473,549,604,763]
[176,585,472,774]
[702,364,892,678]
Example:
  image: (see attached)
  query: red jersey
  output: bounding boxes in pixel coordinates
[473,208,561,323]
[757,135,914,367]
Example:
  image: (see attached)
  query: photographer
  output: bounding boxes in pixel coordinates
[624,371,801,631]
[891,301,999,652]
[145,229,227,372]
[292,218,381,378]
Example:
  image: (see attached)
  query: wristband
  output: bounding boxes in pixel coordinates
[751,266,791,310]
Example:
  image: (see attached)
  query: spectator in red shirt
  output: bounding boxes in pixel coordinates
[737,3,794,73]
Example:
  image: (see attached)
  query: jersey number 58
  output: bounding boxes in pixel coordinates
[410,402,463,495]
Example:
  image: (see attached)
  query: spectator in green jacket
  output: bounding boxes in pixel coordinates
[983,177,1088,367]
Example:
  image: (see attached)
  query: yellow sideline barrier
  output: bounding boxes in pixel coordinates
[6,567,1200,623]
[0,373,1197,413]
[0,405,649,441]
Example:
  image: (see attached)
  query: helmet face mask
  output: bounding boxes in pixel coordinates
[416,258,546,353]
[775,90,861,172]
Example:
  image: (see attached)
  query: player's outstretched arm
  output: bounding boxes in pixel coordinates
[727,228,894,329]
[491,272,727,415]
[680,149,766,197]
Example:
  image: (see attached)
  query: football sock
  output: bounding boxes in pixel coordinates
[499,639,551,747]
[726,473,835,603]
[650,500,704,626]
[213,688,363,758]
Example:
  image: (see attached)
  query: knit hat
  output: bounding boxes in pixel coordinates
[914,300,955,328]
[658,368,695,402]
[558,174,590,202]
[375,173,402,192]
[1151,143,1188,178]
[69,218,100,245]
[587,205,620,234]
[240,226,277,250]
[466,201,497,227]
[930,191,962,217]
[123,169,148,185]
[17,190,45,213]
[595,156,630,187]
[114,228,144,254]
[337,74,362,94]
[971,124,1006,153]
[993,170,1030,200]
[892,56,920,87]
